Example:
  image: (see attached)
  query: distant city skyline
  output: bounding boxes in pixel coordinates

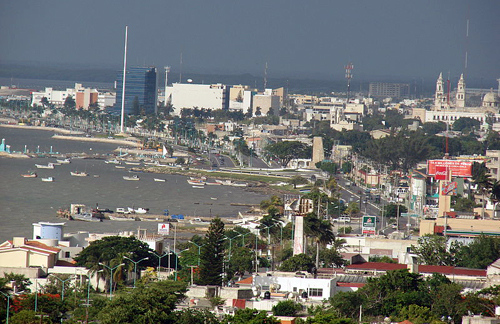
[1,0,499,83]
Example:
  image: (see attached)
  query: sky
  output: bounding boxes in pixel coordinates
[0,0,499,82]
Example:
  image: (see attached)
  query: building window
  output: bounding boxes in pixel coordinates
[65,252,71,258]
[308,288,323,297]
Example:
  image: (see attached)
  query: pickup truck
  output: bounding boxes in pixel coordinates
[116,208,130,214]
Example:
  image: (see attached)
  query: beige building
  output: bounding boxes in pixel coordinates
[487,150,500,181]
[252,89,280,116]
[0,237,60,269]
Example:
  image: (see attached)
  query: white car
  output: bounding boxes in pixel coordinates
[334,216,351,223]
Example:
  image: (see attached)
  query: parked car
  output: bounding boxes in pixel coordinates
[334,216,351,223]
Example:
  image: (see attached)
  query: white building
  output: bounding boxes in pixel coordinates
[254,274,336,300]
[166,83,229,116]
[228,85,254,113]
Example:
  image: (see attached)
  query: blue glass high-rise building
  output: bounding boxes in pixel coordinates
[114,66,157,115]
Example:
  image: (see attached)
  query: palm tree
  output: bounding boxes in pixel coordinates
[472,162,493,219]
[490,180,500,218]
[305,214,336,268]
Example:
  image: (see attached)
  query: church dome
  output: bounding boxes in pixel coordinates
[482,90,500,108]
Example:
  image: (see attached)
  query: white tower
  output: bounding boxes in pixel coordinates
[455,73,466,108]
[434,73,445,109]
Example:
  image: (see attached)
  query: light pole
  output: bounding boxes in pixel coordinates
[0,291,10,324]
[189,242,203,266]
[223,235,241,261]
[123,256,149,288]
[99,263,124,300]
[49,274,75,301]
[239,232,252,246]
[170,249,189,281]
[148,250,169,278]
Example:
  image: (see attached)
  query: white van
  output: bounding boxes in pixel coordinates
[334,216,351,223]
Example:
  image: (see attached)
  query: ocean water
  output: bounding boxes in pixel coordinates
[0,127,267,242]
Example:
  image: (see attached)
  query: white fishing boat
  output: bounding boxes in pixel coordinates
[70,171,89,177]
[123,175,140,181]
[105,159,120,164]
[41,177,54,182]
[134,207,149,214]
[108,215,136,221]
[192,185,205,189]
[35,163,55,169]
[56,158,71,164]
[210,197,218,200]
[124,161,141,166]
[115,165,126,169]
[231,182,248,187]
[154,178,166,182]
[206,181,222,186]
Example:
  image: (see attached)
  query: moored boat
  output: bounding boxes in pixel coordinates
[154,178,166,182]
[192,185,205,189]
[70,171,89,177]
[123,175,140,181]
[187,179,205,185]
[105,159,121,164]
[41,177,54,182]
[35,163,55,169]
[21,172,37,178]
[56,158,71,164]
[124,161,141,165]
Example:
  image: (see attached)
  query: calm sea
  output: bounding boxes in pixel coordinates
[0,127,267,242]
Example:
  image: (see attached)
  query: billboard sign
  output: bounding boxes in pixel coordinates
[441,181,458,196]
[158,223,170,235]
[434,166,448,180]
[428,160,472,178]
[362,216,376,235]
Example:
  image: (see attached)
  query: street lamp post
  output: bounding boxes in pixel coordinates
[122,256,149,288]
[189,242,203,266]
[0,291,10,324]
[223,235,241,261]
[49,274,75,301]
[239,232,252,246]
[99,263,125,300]
[148,251,169,278]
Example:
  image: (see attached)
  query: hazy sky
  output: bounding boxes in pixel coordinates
[1,0,499,81]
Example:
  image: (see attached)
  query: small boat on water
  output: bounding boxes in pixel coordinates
[210,197,218,200]
[206,182,222,186]
[187,179,206,185]
[21,172,37,178]
[123,175,140,181]
[73,213,102,222]
[70,171,89,177]
[56,158,71,164]
[105,159,121,164]
[108,215,136,221]
[115,166,126,169]
[154,178,166,182]
[124,161,141,166]
[93,175,100,178]
[41,177,54,182]
[192,185,205,189]
[35,163,55,169]
[126,207,149,214]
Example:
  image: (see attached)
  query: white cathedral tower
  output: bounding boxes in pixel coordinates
[434,73,446,109]
[455,73,466,108]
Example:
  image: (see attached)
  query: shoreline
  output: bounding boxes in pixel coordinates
[0,123,82,135]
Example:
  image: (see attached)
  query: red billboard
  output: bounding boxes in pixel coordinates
[428,160,472,178]
[434,166,448,180]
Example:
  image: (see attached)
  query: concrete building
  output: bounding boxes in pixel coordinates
[31,83,98,109]
[252,89,280,116]
[228,85,253,113]
[166,83,229,116]
[369,82,410,99]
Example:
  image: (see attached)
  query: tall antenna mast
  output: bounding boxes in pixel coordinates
[345,62,354,102]
[464,5,470,80]
[179,52,183,83]
[264,62,268,90]
[120,25,128,134]
[164,66,170,106]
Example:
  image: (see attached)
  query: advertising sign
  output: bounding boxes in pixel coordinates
[434,166,448,180]
[158,223,170,235]
[428,160,472,178]
[441,181,458,196]
[362,216,376,235]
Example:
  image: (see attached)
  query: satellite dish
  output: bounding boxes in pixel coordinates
[187,79,193,83]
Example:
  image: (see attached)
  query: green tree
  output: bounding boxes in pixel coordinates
[199,218,225,286]
[304,214,335,268]
[279,254,314,272]
[74,236,154,291]
[411,234,460,266]
[456,234,500,269]
[63,96,76,110]
[3,272,32,293]
[97,280,186,324]
[453,117,481,132]
[272,300,302,316]
[384,203,407,218]
[288,175,309,189]
[222,308,279,324]
[9,310,53,324]
[264,141,311,167]
[345,202,360,217]
[175,308,220,324]
[396,304,439,324]
[472,162,493,219]
[329,291,364,318]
